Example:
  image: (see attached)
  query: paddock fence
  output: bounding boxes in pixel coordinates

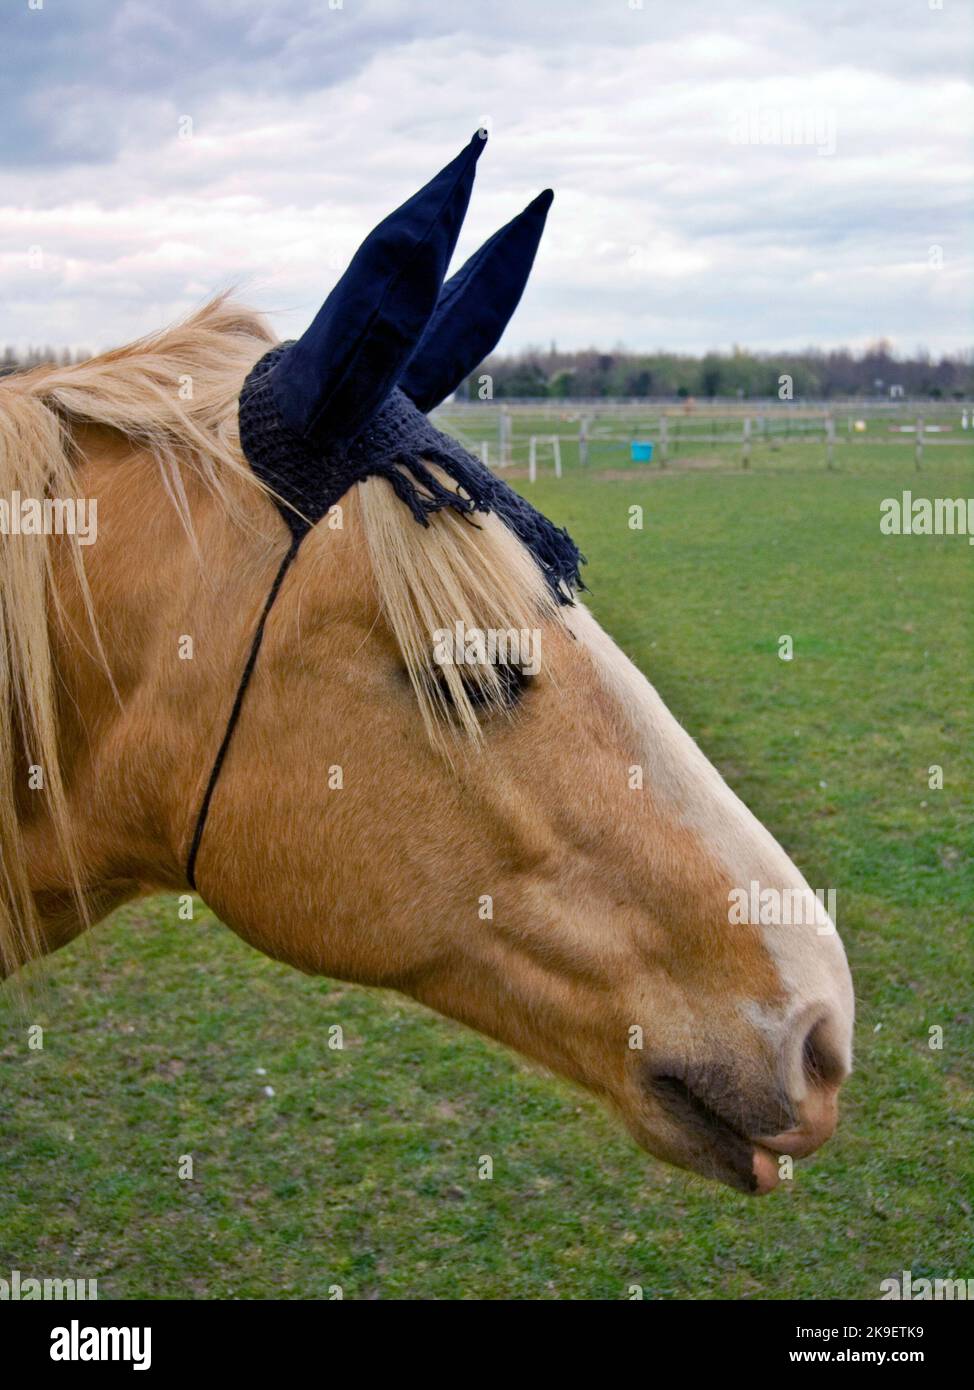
[431,399,974,478]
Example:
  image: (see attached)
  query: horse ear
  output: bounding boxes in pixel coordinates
[399,189,553,413]
[271,131,487,444]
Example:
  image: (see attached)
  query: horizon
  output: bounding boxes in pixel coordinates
[3,334,970,371]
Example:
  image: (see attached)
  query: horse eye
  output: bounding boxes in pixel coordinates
[407,662,535,712]
[457,662,535,709]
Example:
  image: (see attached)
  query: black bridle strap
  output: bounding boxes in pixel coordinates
[186,536,301,892]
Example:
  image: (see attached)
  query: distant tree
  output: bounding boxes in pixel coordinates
[700,356,723,398]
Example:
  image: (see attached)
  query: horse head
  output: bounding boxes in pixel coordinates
[1,134,853,1194]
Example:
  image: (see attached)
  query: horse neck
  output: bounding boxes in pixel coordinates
[25,427,283,949]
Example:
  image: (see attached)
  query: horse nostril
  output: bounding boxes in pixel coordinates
[755,1011,850,1158]
[801,1013,848,1089]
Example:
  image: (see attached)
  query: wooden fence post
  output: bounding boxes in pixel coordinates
[659,413,668,468]
[552,437,562,479]
[915,417,924,471]
[742,416,751,469]
[579,416,589,467]
[528,435,537,483]
[826,413,835,470]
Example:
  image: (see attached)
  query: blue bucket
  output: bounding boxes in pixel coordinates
[630,440,654,462]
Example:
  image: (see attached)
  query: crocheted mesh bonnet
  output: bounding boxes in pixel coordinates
[239,344,584,603]
[235,130,583,601]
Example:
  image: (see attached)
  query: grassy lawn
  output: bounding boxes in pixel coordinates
[2,444,972,1299]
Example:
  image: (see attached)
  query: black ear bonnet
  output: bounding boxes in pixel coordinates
[237,131,583,600]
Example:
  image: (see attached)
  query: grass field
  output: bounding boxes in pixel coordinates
[1,443,972,1300]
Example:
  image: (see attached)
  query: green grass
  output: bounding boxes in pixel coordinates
[2,447,972,1299]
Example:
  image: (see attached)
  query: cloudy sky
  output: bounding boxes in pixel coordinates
[1,0,971,357]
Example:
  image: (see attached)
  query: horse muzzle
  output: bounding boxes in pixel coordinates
[639,1005,850,1194]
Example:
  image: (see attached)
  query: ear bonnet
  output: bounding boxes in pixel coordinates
[187,132,584,890]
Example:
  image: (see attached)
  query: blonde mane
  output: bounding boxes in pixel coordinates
[0,295,557,975]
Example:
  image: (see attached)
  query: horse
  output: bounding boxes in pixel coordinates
[0,135,853,1196]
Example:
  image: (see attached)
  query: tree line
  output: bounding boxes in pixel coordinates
[0,345,93,376]
[459,340,974,401]
[3,340,971,401]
